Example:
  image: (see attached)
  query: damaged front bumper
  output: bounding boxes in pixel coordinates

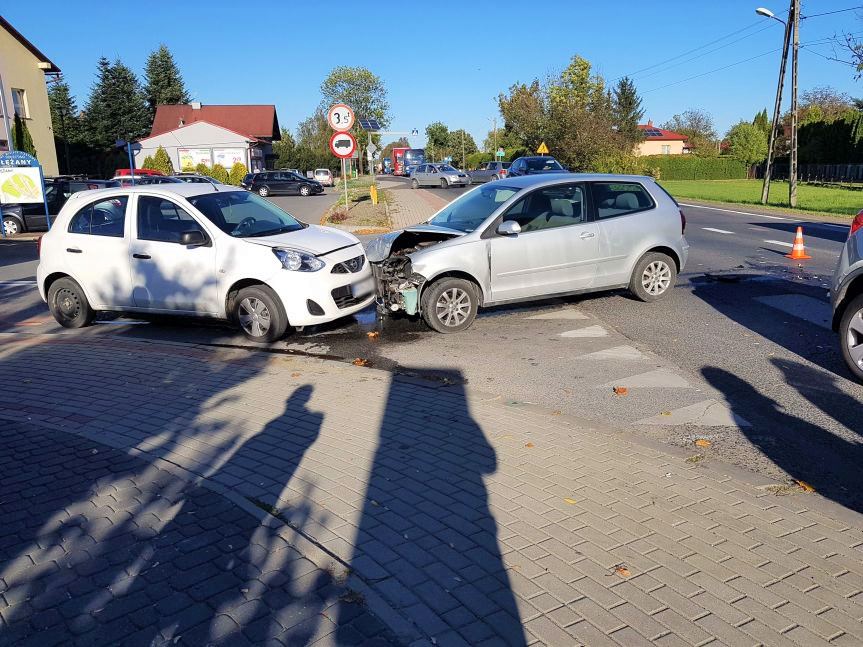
[372,257,426,316]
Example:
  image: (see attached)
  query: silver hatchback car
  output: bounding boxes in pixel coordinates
[411,164,470,189]
[368,174,689,332]
[831,210,863,382]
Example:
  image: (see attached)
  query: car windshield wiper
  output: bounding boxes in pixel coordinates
[245,225,302,238]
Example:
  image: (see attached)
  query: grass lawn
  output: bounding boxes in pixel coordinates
[660,179,861,218]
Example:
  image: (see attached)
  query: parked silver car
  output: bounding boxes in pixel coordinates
[831,210,863,382]
[368,174,689,332]
[411,164,470,189]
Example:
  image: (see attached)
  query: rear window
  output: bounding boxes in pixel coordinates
[593,182,655,219]
[501,162,511,169]
[526,158,563,171]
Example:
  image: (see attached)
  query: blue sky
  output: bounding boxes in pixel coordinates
[6,1,863,149]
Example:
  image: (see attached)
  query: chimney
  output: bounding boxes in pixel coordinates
[647,119,653,127]
[191,102,202,110]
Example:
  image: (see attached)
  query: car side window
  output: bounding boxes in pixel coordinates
[593,182,655,219]
[137,196,205,243]
[501,184,585,233]
[68,196,128,237]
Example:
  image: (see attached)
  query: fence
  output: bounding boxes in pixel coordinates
[751,162,863,187]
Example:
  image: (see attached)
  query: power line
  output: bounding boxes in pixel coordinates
[643,48,780,93]
[800,45,857,65]
[803,5,863,19]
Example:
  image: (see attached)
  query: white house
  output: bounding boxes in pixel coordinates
[134,103,281,172]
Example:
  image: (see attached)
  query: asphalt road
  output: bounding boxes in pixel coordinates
[2,185,861,510]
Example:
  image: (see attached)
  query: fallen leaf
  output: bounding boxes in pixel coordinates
[291,372,301,378]
[563,498,577,505]
[525,442,535,448]
[613,386,628,396]
[551,410,562,416]
[660,411,672,416]
[614,565,631,578]
[796,480,816,493]
[685,455,704,464]
[352,358,369,367]
[366,331,380,339]
[695,439,711,448]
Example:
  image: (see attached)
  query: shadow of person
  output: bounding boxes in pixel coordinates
[335,368,527,646]
[701,365,863,513]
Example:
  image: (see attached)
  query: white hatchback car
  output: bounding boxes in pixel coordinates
[37,184,374,341]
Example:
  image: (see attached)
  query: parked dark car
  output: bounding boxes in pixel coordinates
[241,171,324,197]
[468,161,511,183]
[2,178,120,235]
[506,156,568,177]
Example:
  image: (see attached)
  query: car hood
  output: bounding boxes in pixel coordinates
[366,224,465,262]
[244,224,361,256]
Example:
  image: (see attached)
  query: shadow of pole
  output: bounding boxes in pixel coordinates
[335,368,527,646]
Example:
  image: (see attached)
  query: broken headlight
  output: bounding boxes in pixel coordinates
[273,248,324,272]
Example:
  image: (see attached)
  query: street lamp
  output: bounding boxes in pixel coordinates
[755,7,784,23]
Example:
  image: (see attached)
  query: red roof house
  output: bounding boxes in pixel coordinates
[636,120,690,155]
[149,103,280,142]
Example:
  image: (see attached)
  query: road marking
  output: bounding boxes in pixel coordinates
[679,203,788,220]
[764,239,794,248]
[701,227,734,234]
[600,368,690,389]
[636,399,751,427]
[560,325,608,338]
[577,345,646,360]
[754,294,831,329]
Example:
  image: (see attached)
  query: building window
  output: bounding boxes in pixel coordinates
[11,89,28,118]
[661,144,671,155]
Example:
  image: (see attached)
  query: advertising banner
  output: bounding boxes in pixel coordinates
[178,148,212,170]
[212,148,245,169]
[0,166,44,204]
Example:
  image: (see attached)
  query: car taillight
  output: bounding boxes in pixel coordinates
[36,235,42,257]
[500,169,507,177]
[680,210,687,234]
[850,210,863,238]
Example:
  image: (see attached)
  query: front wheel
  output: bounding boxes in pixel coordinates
[629,252,677,302]
[299,184,311,197]
[411,178,419,189]
[490,175,499,181]
[839,293,863,382]
[232,285,288,342]
[421,278,479,333]
[48,277,96,329]
[440,178,449,189]
[257,186,270,197]
[3,216,22,237]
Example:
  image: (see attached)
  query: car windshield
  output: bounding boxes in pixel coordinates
[188,191,304,238]
[427,185,519,233]
[439,165,458,173]
[527,158,563,171]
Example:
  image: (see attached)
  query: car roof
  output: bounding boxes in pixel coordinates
[61,182,237,206]
[495,173,655,189]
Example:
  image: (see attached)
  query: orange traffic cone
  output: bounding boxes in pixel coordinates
[786,226,811,260]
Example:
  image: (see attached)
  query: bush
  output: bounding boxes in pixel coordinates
[195,162,211,176]
[466,151,493,169]
[228,162,247,185]
[152,146,175,175]
[210,164,229,183]
[636,155,747,180]
[141,155,155,170]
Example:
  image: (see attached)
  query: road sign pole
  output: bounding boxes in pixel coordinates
[342,158,349,208]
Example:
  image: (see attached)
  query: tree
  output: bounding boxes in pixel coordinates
[319,66,390,173]
[141,154,155,169]
[143,44,191,118]
[425,121,449,161]
[296,114,329,152]
[498,80,545,151]
[272,127,296,168]
[228,162,247,185]
[48,79,81,171]
[612,77,644,146]
[83,57,150,150]
[11,112,37,157]
[448,129,478,167]
[752,108,770,136]
[661,109,718,156]
[481,128,519,153]
[151,145,174,175]
[726,122,768,165]
[798,86,854,125]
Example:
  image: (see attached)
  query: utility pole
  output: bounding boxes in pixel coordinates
[789,0,800,207]
[760,1,794,205]
[461,129,465,170]
[0,72,15,154]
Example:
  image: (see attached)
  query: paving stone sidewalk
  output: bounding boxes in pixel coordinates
[1,335,862,646]
[378,180,447,229]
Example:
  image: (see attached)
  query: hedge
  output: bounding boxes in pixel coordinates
[637,155,748,180]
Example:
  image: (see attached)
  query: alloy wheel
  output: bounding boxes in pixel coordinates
[642,260,672,296]
[3,218,20,236]
[435,288,471,327]
[238,297,271,338]
[847,306,863,370]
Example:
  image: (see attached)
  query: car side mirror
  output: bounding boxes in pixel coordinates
[497,221,521,236]
[180,230,207,247]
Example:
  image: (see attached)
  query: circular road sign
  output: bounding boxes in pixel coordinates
[330,131,357,159]
[327,104,355,131]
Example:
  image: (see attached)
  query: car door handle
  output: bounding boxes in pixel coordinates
[66,247,82,253]
[133,253,151,260]
[580,232,596,239]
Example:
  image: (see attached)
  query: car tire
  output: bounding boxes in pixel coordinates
[411,178,419,189]
[3,215,24,236]
[421,278,479,333]
[258,186,270,197]
[629,252,677,302]
[440,178,449,189]
[839,293,863,382]
[491,174,499,181]
[47,277,96,329]
[232,285,288,343]
[299,184,311,197]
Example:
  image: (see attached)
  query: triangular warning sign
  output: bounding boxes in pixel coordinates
[536,141,549,154]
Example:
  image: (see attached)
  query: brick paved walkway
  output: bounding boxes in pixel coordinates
[1,335,862,646]
[379,181,447,229]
